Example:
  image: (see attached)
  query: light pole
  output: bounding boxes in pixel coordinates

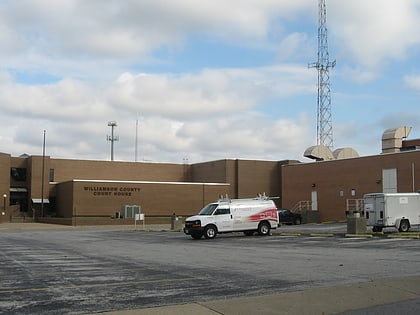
[3,194,7,212]
[41,129,46,217]
[107,121,119,161]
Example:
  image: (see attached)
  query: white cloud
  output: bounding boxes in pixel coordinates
[276,32,311,61]
[107,66,315,120]
[0,65,315,162]
[338,66,379,84]
[330,0,420,70]
[0,0,419,164]
[0,1,311,60]
[404,75,420,91]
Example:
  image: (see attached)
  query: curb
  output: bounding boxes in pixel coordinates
[387,234,420,239]
[345,234,373,238]
[309,233,335,237]
[278,232,302,237]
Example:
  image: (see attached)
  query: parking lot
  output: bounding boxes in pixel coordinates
[0,224,419,314]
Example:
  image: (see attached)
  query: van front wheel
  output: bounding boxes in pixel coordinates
[258,222,270,236]
[204,225,217,239]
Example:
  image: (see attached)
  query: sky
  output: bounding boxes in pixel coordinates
[0,0,419,164]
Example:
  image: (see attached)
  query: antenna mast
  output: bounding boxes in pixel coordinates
[309,0,335,150]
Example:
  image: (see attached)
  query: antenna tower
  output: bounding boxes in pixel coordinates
[309,0,335,150]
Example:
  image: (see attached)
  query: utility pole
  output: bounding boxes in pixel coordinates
[107,121,119,161]
[309,0,335,150]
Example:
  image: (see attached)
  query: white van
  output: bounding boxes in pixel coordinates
[183,195,279,239]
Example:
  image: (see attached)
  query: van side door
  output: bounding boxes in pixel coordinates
[213,205,234,232]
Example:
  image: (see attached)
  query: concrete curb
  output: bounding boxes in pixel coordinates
[345,233,373,238]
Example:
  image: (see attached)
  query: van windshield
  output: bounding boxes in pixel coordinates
[198,203,218,215]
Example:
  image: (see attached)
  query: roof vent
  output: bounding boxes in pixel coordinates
[333,148,359,159]
[304,145,334,161]
[382,126,412,154]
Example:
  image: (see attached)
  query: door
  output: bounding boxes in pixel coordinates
[365,195,383,226]
[311,191,318,211]
[213,205,234,232]
[383,168,397,193]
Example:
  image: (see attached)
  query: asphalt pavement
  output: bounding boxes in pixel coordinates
[1,222,419,315]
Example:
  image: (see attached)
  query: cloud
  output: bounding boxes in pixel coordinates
[0,64,315,162]
[276,32,312,61]
[329,0,420,70]
[338,66,379,84]
[404,75,420,91]
[0,1,310,60]
[0,0,419,165]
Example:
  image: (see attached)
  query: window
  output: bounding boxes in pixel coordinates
[215,207,230,215]
[198,203,218,215]
[49,169,55,182]
[10,168,26,181]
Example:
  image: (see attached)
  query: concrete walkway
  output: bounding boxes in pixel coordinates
[93,276,420,315]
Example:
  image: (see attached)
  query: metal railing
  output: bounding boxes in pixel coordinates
[346,199,364,212]
[292,200,312,212]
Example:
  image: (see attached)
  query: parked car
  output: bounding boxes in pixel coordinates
[278,209,302,225]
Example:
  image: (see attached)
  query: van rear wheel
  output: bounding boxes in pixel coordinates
[258,222,270,236]
[204,225,217,239]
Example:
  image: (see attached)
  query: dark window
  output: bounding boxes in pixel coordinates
[11,168,26,181]
[215,207,230,215]
[49,169,55,182]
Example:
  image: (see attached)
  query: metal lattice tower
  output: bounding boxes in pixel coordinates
[309,0,335,150]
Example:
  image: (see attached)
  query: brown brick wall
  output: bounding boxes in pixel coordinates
[0,153,10,201]
[190,159,297,202]
[56,180,230,221]
[2,149,419,225]
[237,160,280,200]
[27,155,50,200]
[50,158,186,182]
[56,181,74,218]
[282,151,420,222]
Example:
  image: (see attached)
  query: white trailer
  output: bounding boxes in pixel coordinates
[364,192,420,232]
[183,195,278,239]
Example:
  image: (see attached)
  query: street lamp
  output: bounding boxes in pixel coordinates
[107,121,119,161]
[3,194,7,212]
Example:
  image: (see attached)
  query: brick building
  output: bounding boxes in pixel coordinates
[0,154,293,225]
[1,127,419,225]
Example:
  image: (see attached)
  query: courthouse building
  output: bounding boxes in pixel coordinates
[0,154,292,225]
[1,126,419,225]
